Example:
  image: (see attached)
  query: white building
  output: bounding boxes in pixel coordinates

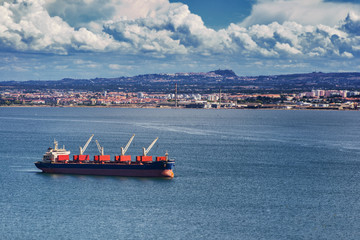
[207,94,219,101]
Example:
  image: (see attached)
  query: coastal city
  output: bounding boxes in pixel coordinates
[1,70,360,110]
[0,88,359,110]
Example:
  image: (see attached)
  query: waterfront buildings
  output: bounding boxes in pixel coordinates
[0,89,359,110]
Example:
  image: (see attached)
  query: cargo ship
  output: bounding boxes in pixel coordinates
[34,134,175,178]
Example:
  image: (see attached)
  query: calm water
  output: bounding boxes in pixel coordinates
[0,107,360,239]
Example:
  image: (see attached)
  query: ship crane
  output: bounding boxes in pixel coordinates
[79,134,94,155]
[95,140,105,155]
[143,137,158,156]
[121,134,135,156]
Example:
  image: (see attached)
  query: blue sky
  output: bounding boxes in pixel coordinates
[169,0,254,29]
[1,0,360,81]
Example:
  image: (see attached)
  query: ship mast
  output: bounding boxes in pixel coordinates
[54,139,58,150]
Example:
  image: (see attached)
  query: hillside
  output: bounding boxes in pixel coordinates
[1,70,360,93]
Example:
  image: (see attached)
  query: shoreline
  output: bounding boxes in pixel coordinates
[0,104,358,111]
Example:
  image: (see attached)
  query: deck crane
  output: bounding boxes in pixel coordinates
[94,139,110,162]
[121,134,135,156]
[115,134,135,162]
[72,135,93,162]
[79,134,94,155]
[95,139,104,155]
[143,137,158,156]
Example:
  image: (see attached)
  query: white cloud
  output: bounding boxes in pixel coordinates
[275,42,301,55]
[241,0,360,27]
[55,65,68,69]
[109,64,133,70]
[342,51,353,58]
[73,59,99,68]
[102,3,216,55]
[43,0,170,32]
[109,64,122,70]
[0,0,360,62]
[0,0,118,54]
[13,65,28,72]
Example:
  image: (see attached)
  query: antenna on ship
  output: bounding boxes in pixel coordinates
[121,134,135,156]
[80,134,94,155]
[143,137,158,156]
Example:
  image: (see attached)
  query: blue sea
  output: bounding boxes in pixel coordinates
[1,107,360,239]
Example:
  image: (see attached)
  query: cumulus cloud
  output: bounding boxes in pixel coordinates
[43,0,170,30]
[0,0,119,54]
[102,3,228,55]
[341,11,360,35]
[0,0,360,61]
[224,17,360,58]
[240,0,360,27]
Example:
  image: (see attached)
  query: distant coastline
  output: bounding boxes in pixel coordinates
[0,104,358,111]
[1,70,359,111]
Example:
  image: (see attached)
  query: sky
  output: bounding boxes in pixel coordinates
[1,0,360,81]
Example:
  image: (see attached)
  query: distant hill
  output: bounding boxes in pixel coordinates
[1,70,360,93]
[209,69,237,77]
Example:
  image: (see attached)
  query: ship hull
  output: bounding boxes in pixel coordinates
[35,161,174,178]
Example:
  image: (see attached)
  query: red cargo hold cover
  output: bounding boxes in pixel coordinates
[156,156,166,161]
[57,155,69,161]
[94,155,111,161]
[73,155,89,161]
[115,155,131,162]
[136,156,153,162]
